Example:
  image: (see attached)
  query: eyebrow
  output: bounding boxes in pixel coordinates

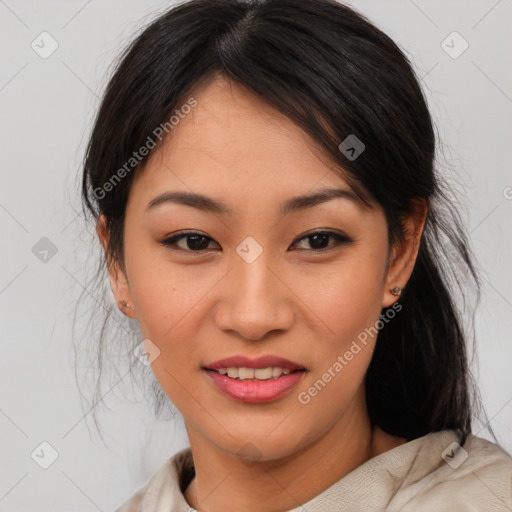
[145,187,369,217]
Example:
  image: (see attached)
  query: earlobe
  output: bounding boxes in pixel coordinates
[97,214,137,318]
[382,199,428,308]
[118,299,134,317]
[382,284,403,309]
[390,286,402,297]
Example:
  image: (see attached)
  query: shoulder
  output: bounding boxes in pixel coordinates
[114,447,195,512]
[464,434,512,470]
[394,432,512,511]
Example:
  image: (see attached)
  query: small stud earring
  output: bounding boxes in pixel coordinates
[119,300,131,310]
[390,286,402,297]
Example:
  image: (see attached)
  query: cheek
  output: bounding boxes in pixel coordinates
[125,237,216,341]
[289,253,386,349]
[125,250,230,415]
[293,271,382,436]
[289,248,386,416]
[129,260,215,410]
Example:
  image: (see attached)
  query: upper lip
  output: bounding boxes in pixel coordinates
[204,355,305,371]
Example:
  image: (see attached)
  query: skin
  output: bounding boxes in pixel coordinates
[98,76,427,511]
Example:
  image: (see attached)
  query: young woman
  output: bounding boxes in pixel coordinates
[79,0,512,510]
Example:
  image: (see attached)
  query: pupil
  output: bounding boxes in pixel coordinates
[188,235,209,250]
[310,234,329,249]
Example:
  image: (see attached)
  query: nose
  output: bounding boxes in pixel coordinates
[213,249,294,341]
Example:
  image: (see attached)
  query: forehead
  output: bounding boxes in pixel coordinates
[168,78,333,171]
[129,76,374,217]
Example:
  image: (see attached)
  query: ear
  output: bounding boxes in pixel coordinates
[97,214,136,318]
[382,198,428,308]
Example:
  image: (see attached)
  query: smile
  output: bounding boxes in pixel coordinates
[204,367,306,403]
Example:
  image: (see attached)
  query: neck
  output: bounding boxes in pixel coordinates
[183,387,405,511]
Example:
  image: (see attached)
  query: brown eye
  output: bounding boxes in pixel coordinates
[160,230,352,253]
[161,232,220,252]
[290,231,352,251]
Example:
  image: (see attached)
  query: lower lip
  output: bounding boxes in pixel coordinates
[205,369,305,403]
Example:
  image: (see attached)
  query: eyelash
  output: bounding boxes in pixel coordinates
[160,230,353,253]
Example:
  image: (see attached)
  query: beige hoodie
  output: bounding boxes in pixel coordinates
[115,429,512,511]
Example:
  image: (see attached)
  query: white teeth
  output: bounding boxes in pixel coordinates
[227,367,238,378]
[254,367,273,379]
[216,366,298,380]
[239,367,255,379]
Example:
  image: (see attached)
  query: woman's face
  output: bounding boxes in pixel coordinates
[102,76,415,461]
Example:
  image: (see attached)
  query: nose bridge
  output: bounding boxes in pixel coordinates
[215,237,293,340]
[235,243,277,313]
[237,248,274,304]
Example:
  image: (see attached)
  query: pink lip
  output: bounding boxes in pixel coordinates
[204,355,305,371]
[205,369,305,403]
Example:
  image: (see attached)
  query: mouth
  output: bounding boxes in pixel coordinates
[201,355,307,403]
[202,356,307,403]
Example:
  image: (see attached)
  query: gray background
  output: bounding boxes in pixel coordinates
[1,0,511,510]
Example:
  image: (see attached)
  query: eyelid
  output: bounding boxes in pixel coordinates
[160,229,353,253]
[291,229,353,251]
[161,230,219,252]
